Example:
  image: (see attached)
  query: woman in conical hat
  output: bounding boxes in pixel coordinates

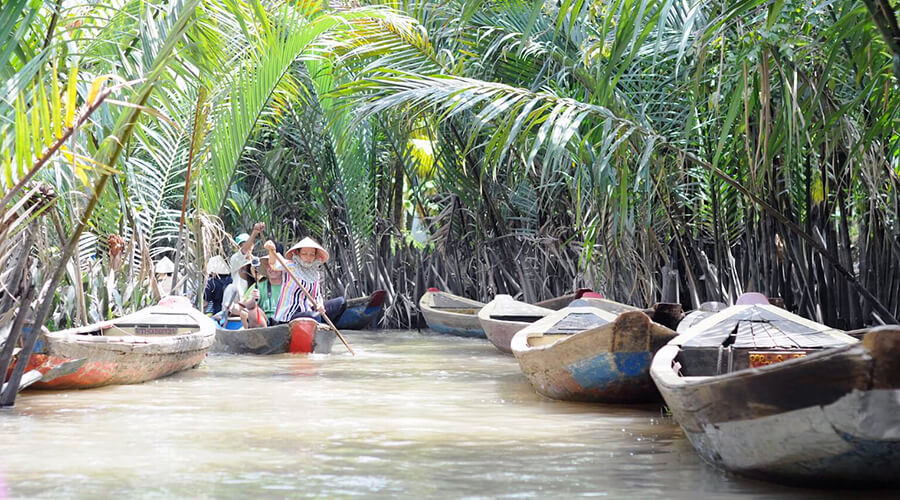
[203,256,232,315]
[263,237,345,324]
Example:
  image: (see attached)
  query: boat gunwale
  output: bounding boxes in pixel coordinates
[511,306,621,354]
[650,340,863,391]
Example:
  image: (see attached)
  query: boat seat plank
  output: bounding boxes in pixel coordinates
[545,313,610,334]
[490,315,547,322]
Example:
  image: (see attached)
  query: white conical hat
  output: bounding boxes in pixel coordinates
[286,237,329,262]
[206,255,229,275]
[155,256,175,274]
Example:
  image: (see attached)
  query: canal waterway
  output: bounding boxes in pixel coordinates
[0,331,877,498]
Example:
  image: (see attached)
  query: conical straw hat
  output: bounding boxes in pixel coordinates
[286,237,329,262]
[155,256,175,274]
[206,255,229,275]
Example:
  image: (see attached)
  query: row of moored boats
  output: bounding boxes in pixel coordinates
[419,288,900,487]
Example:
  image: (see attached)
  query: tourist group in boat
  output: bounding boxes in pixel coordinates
[4,224,899,489]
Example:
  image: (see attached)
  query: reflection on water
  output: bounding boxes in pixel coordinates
[0,331,874,498]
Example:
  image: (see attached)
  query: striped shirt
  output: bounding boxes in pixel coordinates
[272,260,323,323]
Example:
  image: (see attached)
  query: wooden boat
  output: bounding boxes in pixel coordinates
[212,319,336,355]
[574,294,685,331]
[532,288,593,310]
[511,304,677,402]
[477,295,553,354]
[21,296,215,389]
[335,290,387,330]
[477,289,596,354]
[419,288,486,338]
[650,293,900,486]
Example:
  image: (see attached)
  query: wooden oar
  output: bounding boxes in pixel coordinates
[273,253,355,356]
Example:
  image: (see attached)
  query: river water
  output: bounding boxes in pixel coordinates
[0,331,871,498]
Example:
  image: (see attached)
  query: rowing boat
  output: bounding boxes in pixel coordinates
[335,290,387,330]
[22,296,215,389]
[212,319,337,354]
[477,290,599,354]
[532,288,593,311]
[511,303,676,402]
[477,296,553,354]
[650,293,900,485]
[419,288,485,338]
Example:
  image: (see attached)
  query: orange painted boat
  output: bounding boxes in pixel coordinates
[22,296,216,389]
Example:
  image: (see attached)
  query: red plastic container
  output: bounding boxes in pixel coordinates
[289,318,319,353]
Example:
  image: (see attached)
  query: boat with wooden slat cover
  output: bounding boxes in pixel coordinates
[477,295,554,354]
[511,304,676,402]
[212,321,336,355]
[335,290,388,330]
[419,289,485,338]
[650,295,900,485]
[23,296,215,389]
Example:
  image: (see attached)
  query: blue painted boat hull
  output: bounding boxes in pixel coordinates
[335,290,387,330]
[512,310,675,403]
[419,290,486,338]
[335,305,381,330]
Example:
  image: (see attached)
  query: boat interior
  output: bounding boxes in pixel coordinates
[526,312,612,347]
[674,306,851,376]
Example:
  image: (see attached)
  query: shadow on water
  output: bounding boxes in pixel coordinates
[2,330,897,498]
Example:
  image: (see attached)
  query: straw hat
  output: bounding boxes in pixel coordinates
[230,256,251,275]
[286,237,329,262]
[206,256,230,275]
[155,256,175,274]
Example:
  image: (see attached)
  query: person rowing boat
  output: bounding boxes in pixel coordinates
[263,237,346,325]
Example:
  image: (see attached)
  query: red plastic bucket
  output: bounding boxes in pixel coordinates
[289,318,319,353]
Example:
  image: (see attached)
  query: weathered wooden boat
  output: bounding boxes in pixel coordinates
[511,304,677,402]
[650,293,900,486]
[532,288,593,310]
[573,293,684,331]
[21,296,216,389]
[212,318,336,355]
[419,288,485,338]
[476,289,597,354]
[335,290,387,330]
[477,295,554,354]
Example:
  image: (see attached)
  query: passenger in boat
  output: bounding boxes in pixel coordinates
[203,256,232,315]
[154,256,175,296]
[248,251,283,324]
[216,259,267,328]
[229,222,265,283]
[263,237,346,325]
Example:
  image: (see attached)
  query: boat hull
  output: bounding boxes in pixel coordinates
[22,298,216,390]
[421,308,485,337]
[212,322,336,355]
[335,290,387,330]
[26,332,214,390]
[479,316,525,353]
[477,295,554,354]
[419,291,485,338]
[513,311,675,403]
[651,327,900,485]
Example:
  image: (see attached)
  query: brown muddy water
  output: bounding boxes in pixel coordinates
[0,330,875,498]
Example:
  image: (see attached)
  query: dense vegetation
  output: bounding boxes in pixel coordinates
[2,0,899,331]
